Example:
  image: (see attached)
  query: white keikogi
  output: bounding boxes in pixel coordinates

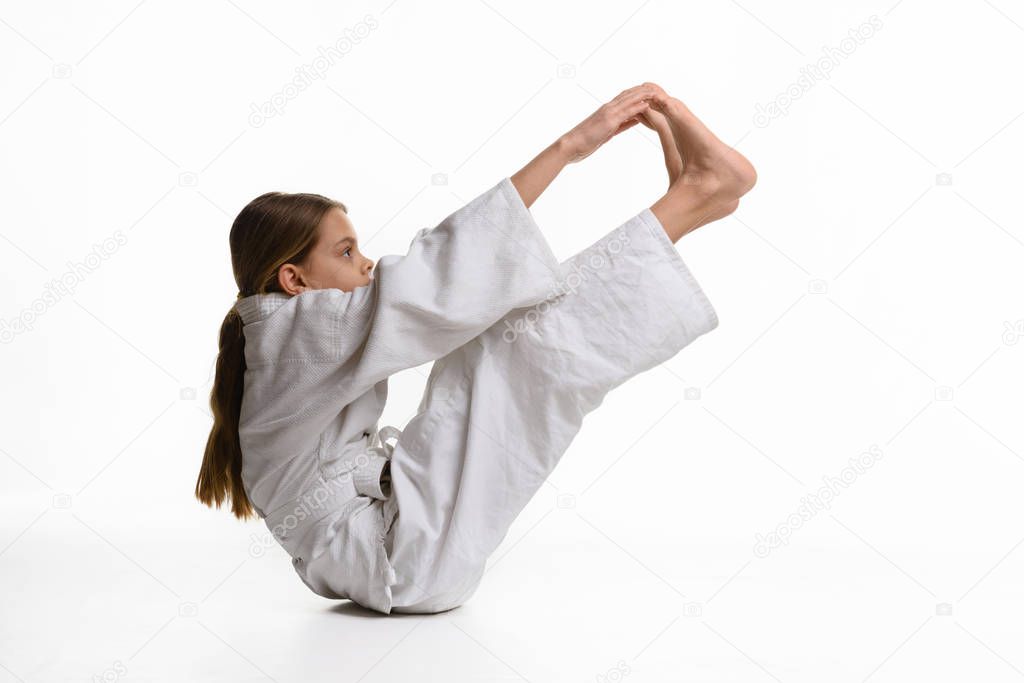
[235,176,719,614]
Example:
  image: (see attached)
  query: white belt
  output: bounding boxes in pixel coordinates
[262,425,402,558]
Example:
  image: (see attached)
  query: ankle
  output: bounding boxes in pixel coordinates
[652,184,721,242]
[669,171,726,204]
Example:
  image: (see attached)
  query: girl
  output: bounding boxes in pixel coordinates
[196,82,756,614]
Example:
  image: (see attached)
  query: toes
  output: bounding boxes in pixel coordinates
[641,83,673,110]
[641,82,667,98]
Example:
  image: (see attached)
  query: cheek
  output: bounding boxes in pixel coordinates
[335,257,359,280]
[311,255,343,283]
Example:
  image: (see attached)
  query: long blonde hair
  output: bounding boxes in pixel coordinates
[195,191,347,519]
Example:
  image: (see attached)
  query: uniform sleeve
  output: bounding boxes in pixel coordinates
[327,176,562,400]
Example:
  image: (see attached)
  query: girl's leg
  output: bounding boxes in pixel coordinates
[381,202,721,614]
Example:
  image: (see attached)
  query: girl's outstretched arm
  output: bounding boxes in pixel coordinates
[509,137,574,210]
[510,83,660,208]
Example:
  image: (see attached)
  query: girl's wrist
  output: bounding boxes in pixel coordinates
[555,133,580,164]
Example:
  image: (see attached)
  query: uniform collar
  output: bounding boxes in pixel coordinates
[235,292,292,325]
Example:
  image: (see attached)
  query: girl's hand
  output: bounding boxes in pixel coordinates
[562,83,660,163]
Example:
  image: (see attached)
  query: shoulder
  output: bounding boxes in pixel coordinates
[242,288,364,365]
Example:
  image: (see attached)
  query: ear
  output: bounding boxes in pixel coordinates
[277,263,308,295]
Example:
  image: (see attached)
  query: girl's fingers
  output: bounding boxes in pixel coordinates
[609,102,649,139]
[614,87,656,110]
[617,83,670,112]
[608,94,658,126]
[646,89,672,111]
[613,117,641,136]
[610,84,646,104]
[619,98,652,121]
[641,81,671,105]
[610,83,657,108]
[602,100,649,138]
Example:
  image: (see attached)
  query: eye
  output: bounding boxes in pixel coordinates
[342,247,352,257]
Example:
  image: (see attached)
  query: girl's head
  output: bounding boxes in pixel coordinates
[196,191,374,520]
[231,192,376,297]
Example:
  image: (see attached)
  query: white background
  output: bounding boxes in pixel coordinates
[2,0,1023,681]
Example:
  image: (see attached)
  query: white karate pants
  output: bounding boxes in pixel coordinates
[380,207,719,613]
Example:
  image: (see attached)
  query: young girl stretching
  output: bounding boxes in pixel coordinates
[196,82,756,614]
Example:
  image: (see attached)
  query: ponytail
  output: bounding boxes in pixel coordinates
[195,303,255,520]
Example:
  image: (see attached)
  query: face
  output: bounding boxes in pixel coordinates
[277,207,375,294]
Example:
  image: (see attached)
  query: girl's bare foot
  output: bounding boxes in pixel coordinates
[641,84,757,241]
[648,85,756,199]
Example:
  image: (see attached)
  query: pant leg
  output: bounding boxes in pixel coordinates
[381,207,719,613]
